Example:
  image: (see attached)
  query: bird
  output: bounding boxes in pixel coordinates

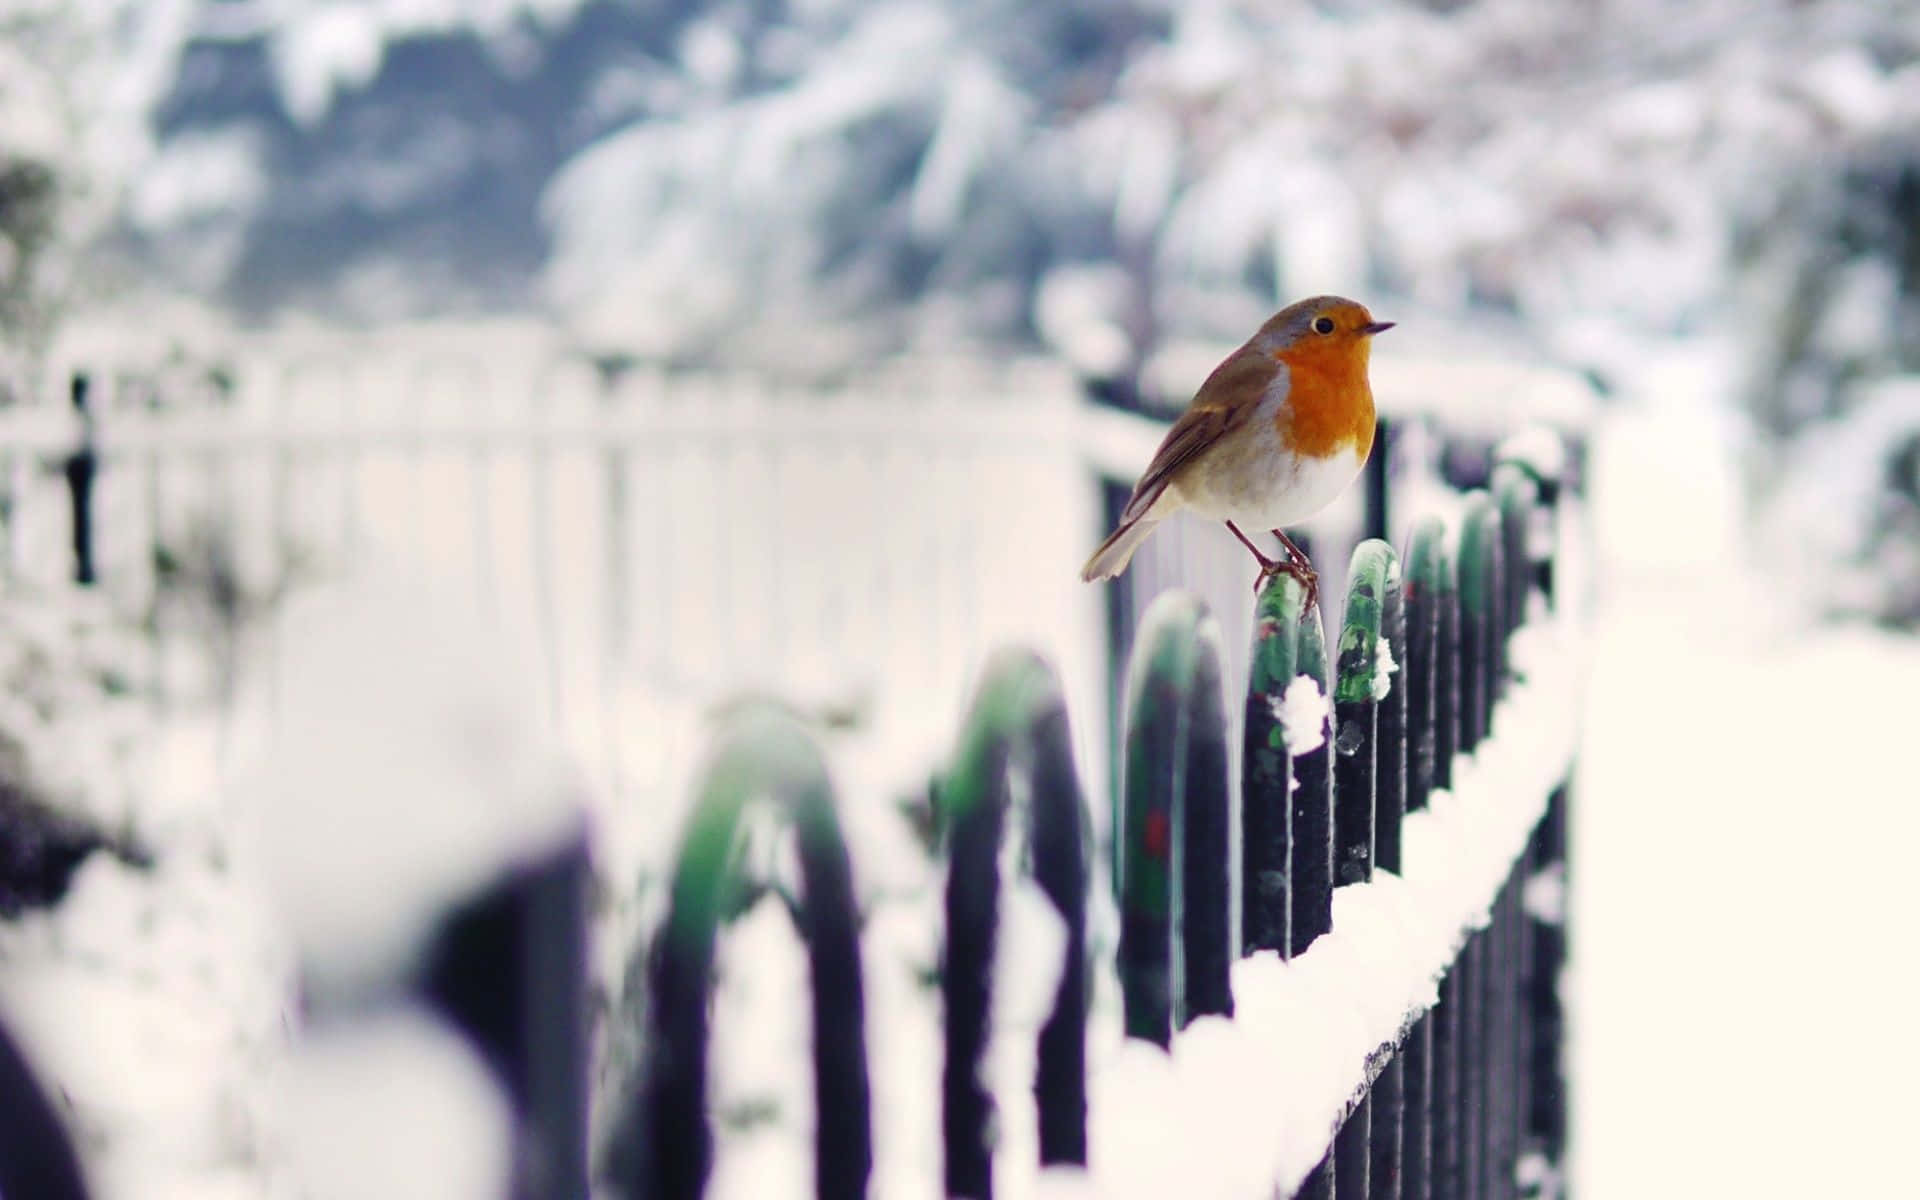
[1080,295,1393,610]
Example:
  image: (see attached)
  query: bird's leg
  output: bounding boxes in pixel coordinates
[1269,528,1319,610]
[1225,521,1289,597]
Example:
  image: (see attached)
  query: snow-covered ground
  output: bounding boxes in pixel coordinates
[1569,344,1920,1196]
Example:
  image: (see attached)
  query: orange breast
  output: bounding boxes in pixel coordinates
[1272,342,1376,461]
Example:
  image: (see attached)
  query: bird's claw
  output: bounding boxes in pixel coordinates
[1253,558,1318,611]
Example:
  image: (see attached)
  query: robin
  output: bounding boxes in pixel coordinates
[1080,295,1393,609]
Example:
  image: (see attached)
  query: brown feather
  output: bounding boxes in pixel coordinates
[1116,345,1272,524]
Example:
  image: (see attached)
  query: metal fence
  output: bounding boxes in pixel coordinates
[585,433,1576,1198]
[0,344,1584,1198]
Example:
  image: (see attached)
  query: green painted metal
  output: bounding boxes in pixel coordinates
[1242,574,1305,955]
[1457,493,1500,629]
[1333,539,1399,888]
[1116,591,1231,1045]
[942,647,1070,821]
[1335,540,1397,705]
[1403,518,1454,807]
[615,704,869,1200]
[938,647,1091,1185]
[1492,462,1541,646]
[1457,492,1503,751]
[1242,572,1335,959]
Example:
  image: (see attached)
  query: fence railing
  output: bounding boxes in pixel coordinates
[587,428,1579,1197]
[0,351,1586,1198]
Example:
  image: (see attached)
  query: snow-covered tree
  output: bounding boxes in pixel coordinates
[0,0,194,391]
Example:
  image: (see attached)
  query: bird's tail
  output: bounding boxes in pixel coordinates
[1080,516,1161,582]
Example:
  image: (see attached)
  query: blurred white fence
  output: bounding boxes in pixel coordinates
[0,326,1596,832]
[0,342,1127,813]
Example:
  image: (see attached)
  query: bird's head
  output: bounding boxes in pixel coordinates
[1257,295,1394,371]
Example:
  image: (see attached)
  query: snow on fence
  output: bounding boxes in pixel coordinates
[582,438,1579,1199]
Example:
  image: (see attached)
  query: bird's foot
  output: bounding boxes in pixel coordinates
[1254,556,1318,610]
[1229,520,1319,610]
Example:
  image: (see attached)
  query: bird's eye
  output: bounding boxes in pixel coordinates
[1312,316,1336,335]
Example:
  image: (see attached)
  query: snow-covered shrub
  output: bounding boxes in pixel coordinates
[1732,134,1920,625]
[0,580,156,916]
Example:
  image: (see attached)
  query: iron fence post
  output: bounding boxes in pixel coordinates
[941,650,1093,1192]
[421,834,593,1200]
[0,1016,89,1200]
[1117,593,1232,1045]
[602,708,870,1200]
[64,372,98,586]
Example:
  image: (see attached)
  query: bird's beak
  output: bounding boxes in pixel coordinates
[1359,321,1396,336]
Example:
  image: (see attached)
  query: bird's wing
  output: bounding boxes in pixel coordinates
[1118,348,1270,524]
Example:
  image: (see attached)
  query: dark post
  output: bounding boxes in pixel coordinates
[0,1015,90,1200]
[1376,573,1409,877]
[1299,1151,1336,1200]
[1402,521,1451,811]
[1289,591,1334,958]
[1333,540,1396,888]
[1398,521,1449,1200]
[1377,556,1412,1198]
[1335,1103,1371,1199]
[1493,438,1532,1200]
[1402,1012,1433,1200]
[1118,595,1232,1044]
[1371,1052,1405,1200]
[1434,537,1460,794]
[1528,787,1571,1173]
[940,650,1093,1188]
[1028,677,1093,1166]
[1495,430,1566,607]
[601,708,870,1200]
[1492,466,1539,653]
[1242,575,1303,956]
[421,834,592,1200]
[1499,433,1572,1177]
[1365,415,1391,543]
[1456,494,1502,751]
[1331,541,1396,1200]
[1433,964,1464,1199]
[64,373,98,586]
[1181,619,1234,1023]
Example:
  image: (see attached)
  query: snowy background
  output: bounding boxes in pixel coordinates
[2,0,1918,1197]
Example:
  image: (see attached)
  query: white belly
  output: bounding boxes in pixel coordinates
[1170,380,1367,530]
